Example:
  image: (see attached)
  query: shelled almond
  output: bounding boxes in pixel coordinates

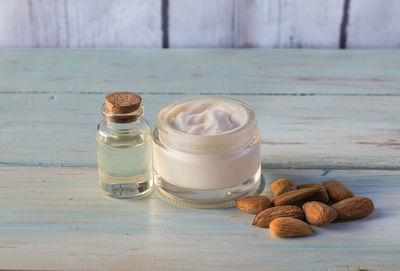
[297,183,329,203]
[235,195,271,214]
[252,205,304,228]
[272,187,320,206]
[271,178,296,197]
[303,201,337,227]
[270,217,314,237]
[331,197,374,220]
[322,179,354,202]
[235,178,374,238]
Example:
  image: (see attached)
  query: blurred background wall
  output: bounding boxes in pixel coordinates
[0,0,398,49]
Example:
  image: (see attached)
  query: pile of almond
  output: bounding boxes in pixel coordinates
[235,178,374,238]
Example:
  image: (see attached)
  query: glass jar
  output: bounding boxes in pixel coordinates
[96,94,153,198]
[153,96,261,208]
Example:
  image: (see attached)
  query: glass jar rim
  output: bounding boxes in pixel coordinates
[155,95,258,154]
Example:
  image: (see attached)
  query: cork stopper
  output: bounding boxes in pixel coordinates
[105,92,142,114]
[104,92,142,123]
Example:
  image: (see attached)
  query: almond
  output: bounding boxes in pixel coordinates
[297,183,321,189]
[310,186,330,203]
[303,201,337,227]
[235,195,271,214]
[297,183,329,203]
[270,217,314,237]
[322,179,353,202]
[252,205,304,228]
[331,197,374,220]
[272,187,320,206]
[271,178,296,197]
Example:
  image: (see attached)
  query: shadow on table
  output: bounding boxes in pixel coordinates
[322,208,384,232]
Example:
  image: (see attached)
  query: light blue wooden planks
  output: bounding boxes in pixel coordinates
[0,167,399,270]
[1,49,399,271]
[1,50,400,169]
[1,93,399,169]
[0,49,399,94]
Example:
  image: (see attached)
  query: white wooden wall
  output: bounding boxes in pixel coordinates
[0,0,398,49]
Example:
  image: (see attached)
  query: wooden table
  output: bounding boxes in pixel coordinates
[1,50,399,270]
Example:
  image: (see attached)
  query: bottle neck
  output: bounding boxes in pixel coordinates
[101,103,144,127]
[105,119,142,130]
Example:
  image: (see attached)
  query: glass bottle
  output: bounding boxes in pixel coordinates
[96,92,153,198]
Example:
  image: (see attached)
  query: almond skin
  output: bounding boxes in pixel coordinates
[303,201,337,227]
[271,178,297,197]
[270,217,314,238]
[235,195,271,214]
[331,197,374,220]
[322,179,354,202]
[252,205,304,228]
[272,187,320,206]
[298,183,329,203]
[297,183,321,189]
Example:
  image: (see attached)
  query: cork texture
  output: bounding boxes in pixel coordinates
[105,92,142,114]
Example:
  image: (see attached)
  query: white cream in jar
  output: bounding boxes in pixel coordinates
[166,100,247,135]
[152,96,261,208]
